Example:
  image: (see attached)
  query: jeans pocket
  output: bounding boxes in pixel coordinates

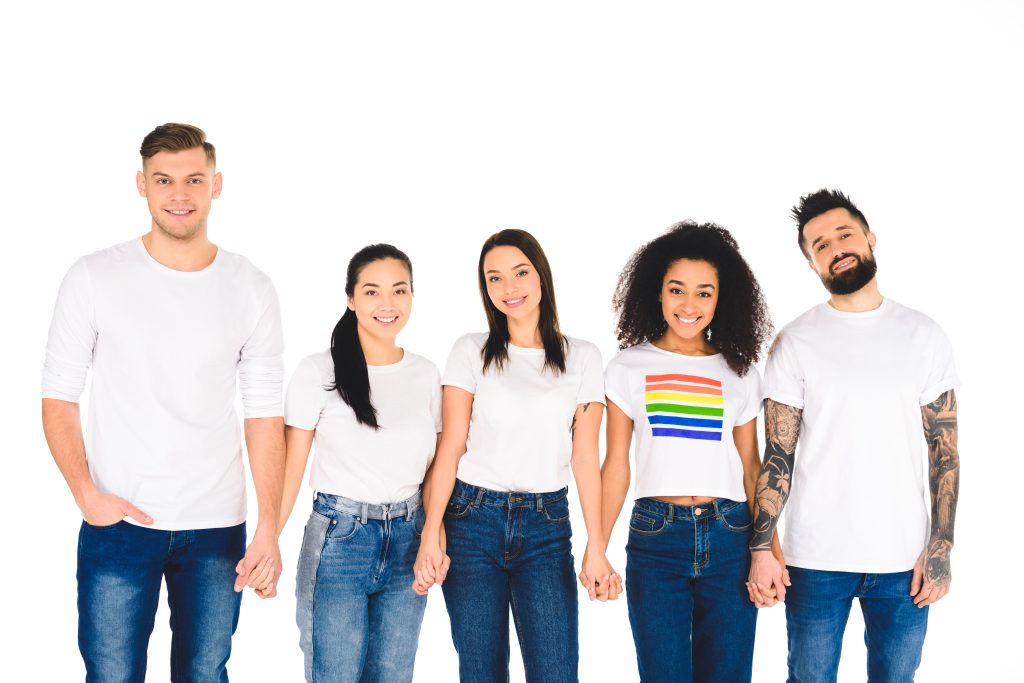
[313,501,360,542]
[444,495,472,520]
[718,503,752,533]
[628,511,667,536]
[542,496,570,524]
[412,508,426,537]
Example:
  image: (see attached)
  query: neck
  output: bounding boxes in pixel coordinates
[828,277,884,313]
[357,327,403,366]
[653,330,717,356]
[143,226,216,272]
[506,310,543,348]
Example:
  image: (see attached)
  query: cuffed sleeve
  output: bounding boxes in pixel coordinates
[42,258,96,402]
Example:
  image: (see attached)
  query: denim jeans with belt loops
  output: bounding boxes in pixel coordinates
[294,491,426,683]
[625,497,757,683]
[441,478,579,683]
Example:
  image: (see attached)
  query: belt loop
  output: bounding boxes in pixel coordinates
[473,487,485,508]
[713,499,722,517]
[406,501,414,521]
[536,494,544,513]
[667,504,674,523]
[360,503,368,525]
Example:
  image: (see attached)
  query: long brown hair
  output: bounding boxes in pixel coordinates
[477,229,566,374]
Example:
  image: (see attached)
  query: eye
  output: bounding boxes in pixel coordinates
[668,287,683,296]
[816,242,828,252]
[156,178,170,185]
[394,288,408,295]
[698,291,712,298]
[839,232,850,240]
[515,270,529,278]
[188,177,203,185]
[488,276,501,283]
[365,290,378,296]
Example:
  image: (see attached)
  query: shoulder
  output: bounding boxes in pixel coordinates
[402,351,441,379]
[451,332,487,353]
[564,335,601,359]
[606,343,647,370]
[885,298,943,331]
[292,350,333,383]
[218,248,275,289]
[79,238,143,271]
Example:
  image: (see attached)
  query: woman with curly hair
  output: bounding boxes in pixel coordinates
[600,221,786,683]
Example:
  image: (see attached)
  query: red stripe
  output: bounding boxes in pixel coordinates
[645,374,722,387]
[645,383,723,396]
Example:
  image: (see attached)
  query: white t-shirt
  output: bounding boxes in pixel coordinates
[604,343,762,502]
[442,333,605,493]
[42,238,284,531]
[285,350,441,504]
[764,298,959,573]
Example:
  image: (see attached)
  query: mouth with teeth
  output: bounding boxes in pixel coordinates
[503,296,527,308]
[373,315,399,326]
[830,255,859,274]
[164,208,196,217]
[674,313,702,327]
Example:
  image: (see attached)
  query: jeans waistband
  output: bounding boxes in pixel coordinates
[633,497,745,521]
[452,479,568,510]
[315,490,421,523]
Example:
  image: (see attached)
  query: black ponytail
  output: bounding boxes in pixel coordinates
[328,244,413,429]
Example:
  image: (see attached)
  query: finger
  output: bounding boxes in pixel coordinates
[122,502,154,526]
[250,559,275,589]
[910,566,923,596]
[234,560,248,591]
[437,554,451,584]
[245,557,271,586]
[745,582,763,607]
[775,579,787,603]
[783,568,792,587]
[755,584,777,607]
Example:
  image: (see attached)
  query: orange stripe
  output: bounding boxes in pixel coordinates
[645,382,723,396]
[646,374,722,387]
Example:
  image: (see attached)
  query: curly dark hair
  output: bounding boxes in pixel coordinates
[612,221,772,376]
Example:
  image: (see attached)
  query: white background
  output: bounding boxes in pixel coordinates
[1,1,1020,680]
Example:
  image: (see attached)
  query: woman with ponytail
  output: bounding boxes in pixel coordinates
[278,244,442,683]
[414,229,618,683]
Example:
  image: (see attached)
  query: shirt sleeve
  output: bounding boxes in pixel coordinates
[429,364,443,432]
[42,258,96,402]
[575,341,606,406]
[735,367,763,425]
[284,356,325,430]
[603,352,633,419]
[238,280,285,418]
[919,323,959,406]
[762,331,804,410]
[441,334,479,394]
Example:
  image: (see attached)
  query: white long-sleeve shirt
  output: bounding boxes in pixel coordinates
[42,237,284,530]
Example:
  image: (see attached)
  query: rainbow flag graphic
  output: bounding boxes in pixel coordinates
[645,373,724,441]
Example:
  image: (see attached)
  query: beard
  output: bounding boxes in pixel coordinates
[820,250,878,295]
[153,213,204,242]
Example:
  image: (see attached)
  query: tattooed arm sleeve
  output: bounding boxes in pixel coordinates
[921,389,959,584]
[749,399,802,552]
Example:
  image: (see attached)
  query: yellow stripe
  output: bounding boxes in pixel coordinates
[645,392,724,405]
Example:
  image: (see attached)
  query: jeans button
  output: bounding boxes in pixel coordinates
[694,508,702,516]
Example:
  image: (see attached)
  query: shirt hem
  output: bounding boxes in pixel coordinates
[123,515,248,532]
[785,556,917,574]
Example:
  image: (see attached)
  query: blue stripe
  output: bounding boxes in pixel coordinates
[651,427,723,441]
[648,415,724,429]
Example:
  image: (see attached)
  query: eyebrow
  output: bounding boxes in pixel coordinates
[668,279,716,289]
[810,225,854,249]
[150,171,208,178]
[361,281,409,288]
[485,263,531,274]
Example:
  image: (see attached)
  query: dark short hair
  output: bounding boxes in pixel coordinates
[612,221,771,376]
[140,123,216,166]
[791,189,869,256]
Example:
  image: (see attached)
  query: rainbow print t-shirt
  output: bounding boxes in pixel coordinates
[604,342,762,501]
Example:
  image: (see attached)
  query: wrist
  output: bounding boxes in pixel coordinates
[74,482,100,509]
[585,539,608,554]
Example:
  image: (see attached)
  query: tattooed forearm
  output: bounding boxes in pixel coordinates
[750,400,802,551]
[921,390,959,585]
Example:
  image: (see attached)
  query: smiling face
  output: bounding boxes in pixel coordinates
[482,245,543,324]
[660,258,719,344]
[803,207,878,295]
[347,258,413,343]
[136,146,221,241]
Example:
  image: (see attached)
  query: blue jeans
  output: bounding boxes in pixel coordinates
[77,520,245,683]
[441,479,578,683]
[295,492,427,683]
[625,498,757,683]
[785,566,928,683]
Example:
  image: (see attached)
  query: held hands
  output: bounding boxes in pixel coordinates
[910,540,952,608]
[235,524,282,599]
[579,545,622,602]
[412,526,451,595]
[80,488,153,527]
[746,545,791,608]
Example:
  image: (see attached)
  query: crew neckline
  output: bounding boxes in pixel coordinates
[136,236,222,276]
[508,342,546,355]
[821,297,890,319]
[642,341,722,361]
[367,349,409,373]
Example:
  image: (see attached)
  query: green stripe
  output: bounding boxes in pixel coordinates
[646,403,725,417]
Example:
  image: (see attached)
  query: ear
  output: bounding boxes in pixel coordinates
[807,258,818,273]
[347,297,355,312]
[212,171,223,199]
[867,231,877,250]
[136,170,146,197]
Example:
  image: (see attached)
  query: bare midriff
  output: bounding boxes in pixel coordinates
[652,495,719,506]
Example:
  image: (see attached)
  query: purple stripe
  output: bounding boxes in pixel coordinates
[651,427,723,441]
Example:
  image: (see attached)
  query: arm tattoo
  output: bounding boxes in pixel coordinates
[570,402,592,436]
[749,400,802,551]
[921,390,959,586]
